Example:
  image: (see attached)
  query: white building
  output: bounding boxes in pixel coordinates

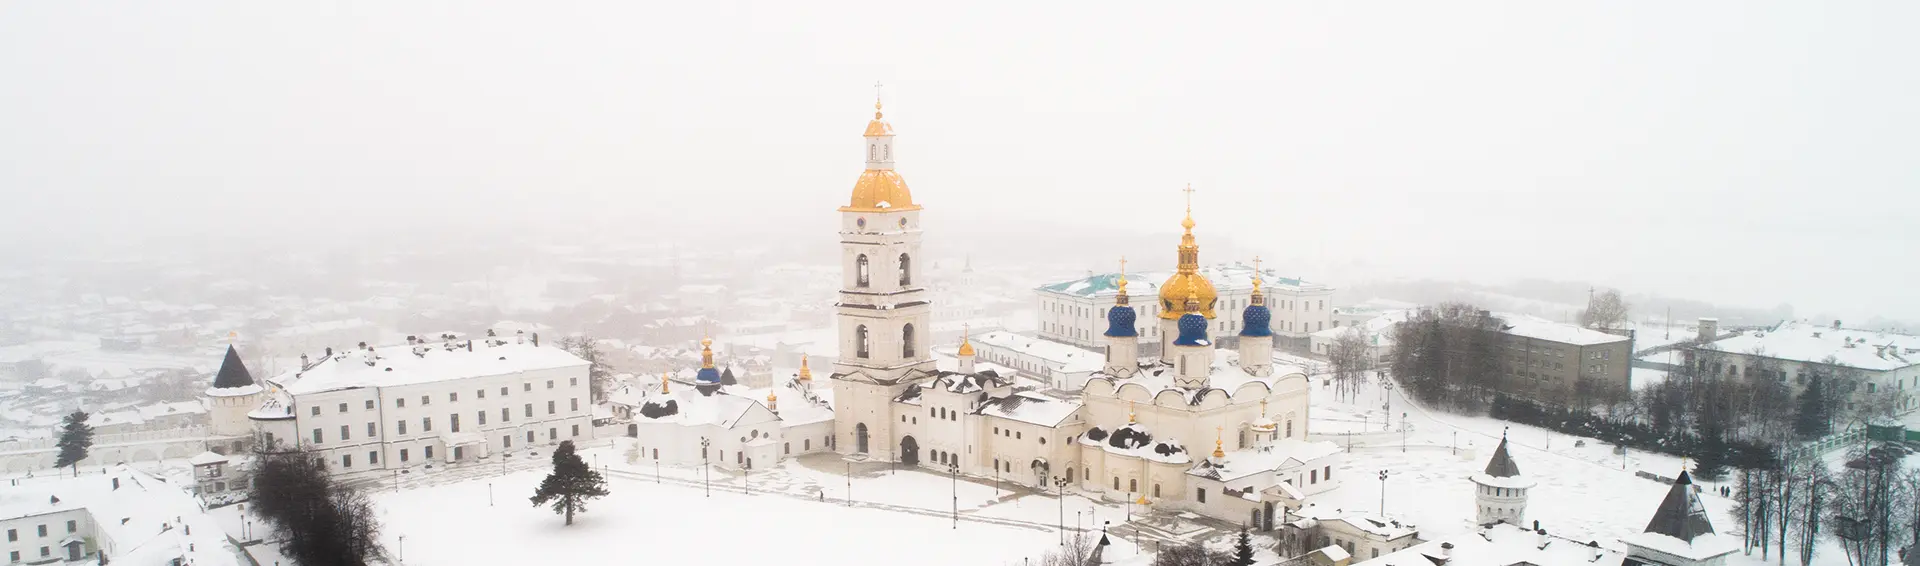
[621,347,836,471]
[1309,310,1407,362]
[969,330,1103,390]
[0,467,241,566]
[1036,263,1336,354]
[818,97,1339,530]
[246,334,593,476]
[1689,318,1920,414]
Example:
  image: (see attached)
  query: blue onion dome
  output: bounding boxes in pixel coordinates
[1240,304,1272,337]
[1173,312,1210,346]
[1105,305,1138,337]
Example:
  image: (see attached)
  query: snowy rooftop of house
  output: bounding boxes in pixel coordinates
[1699,320,1917,371]
[1353,523,1626,566]
[1498,313,1632,346]
[978,391,1082,427]
[1079,423,1191,465]
[1036,263,1329,299]
[0,467,243,566]
[973,331,1103,373]
[269,340,587,395]
[1188,438,1342,482]
[1092,349,1308,402]
[1310,310,1410,340]
[632,377,833,429]
[1288,503,1420,539]
[187,451,228,466]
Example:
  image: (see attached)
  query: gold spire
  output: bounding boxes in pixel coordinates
[1213,425,1226,459]
[1250,256,1265,306]
[1158,184,1217,319]
[767,389,778,406]
[957,324,975,357]
[1127,401,1136,424]
[797,354,812,382]
[661,370,670,394]
[1114,257,1130,306]
[863,81,895,137]
[700,337,715,369]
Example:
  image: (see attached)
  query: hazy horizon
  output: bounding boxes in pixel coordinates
[3,1,1914,321]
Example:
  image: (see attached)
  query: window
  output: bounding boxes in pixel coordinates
[423,417,433,432]
[1197,488,1207,503]
[855,325,870,358]
[1113,477,1120,490]
[400,448,410,462]
[549,428,558,440]
[7,528,15,542]
[902,324,916,358]
[313,428,323,443]
[899,253,912,286]
[338,403,348,413]
[1311,470,1317,484]
[503,435,512,448]
[572,424,581,437]
[994,426,1000,434]
[548,401,557,414]
[502,386,510,396]
[339,425,350,441]
[424,446,434,459]
[571,398,580,412]
[805,439,811,450]
[451,414,460,432]
[38,548,47,558]
[450,392,458,402]
[396,398,406,408]
[342,455,352,468]
[367,422,376,437]
[365,400,375,410]
[477,389,485,399]
[547,380,555,389]
[527,431,535,443]
[1324,465,1331,480]
[502,408,511,422]
[422,395,431,406]
[369,451,379,464]
[1015,431,1022,439]
[8,551,15,562]
[311,406,321,416]
[525,403,534,417]
[1129,479,1138,492]
[524,383,532,392]
[856,254,870,287]
[478,411,487,425]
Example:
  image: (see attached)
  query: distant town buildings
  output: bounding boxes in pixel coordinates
[1687,318,1919,414]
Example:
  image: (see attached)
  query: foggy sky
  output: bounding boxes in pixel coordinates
[2,1,1914,320]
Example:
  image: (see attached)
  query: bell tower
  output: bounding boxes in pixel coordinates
[831,89,935,460]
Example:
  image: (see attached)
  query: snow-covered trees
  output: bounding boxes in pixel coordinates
[249,443,387,566]
[1578,289,1630,330]
[559,335,614,403]
[1328,326,1372,404]
[531,440,609,526]
[53,410,93,476]
[1228,527,1256,566]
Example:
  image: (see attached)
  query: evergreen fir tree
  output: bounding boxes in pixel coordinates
[53,410,93,476]
[530,441,609,525]
[1794,375,1831,439]
[1229,526,1256,566]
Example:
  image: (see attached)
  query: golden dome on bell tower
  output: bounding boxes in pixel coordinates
[1158,184,1217,319]
[841,91,921,213]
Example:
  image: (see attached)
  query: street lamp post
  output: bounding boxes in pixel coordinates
[398,535,405,563]
[1054,476,1070,545]
[1378,470,1390,515]
[949,462,960,529]
[700,437,711,498]
[846,461,852,506]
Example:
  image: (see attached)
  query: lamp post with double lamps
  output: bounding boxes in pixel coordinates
[699,437,711,497]
[1054,476,1070,545]
[948,462,960,529]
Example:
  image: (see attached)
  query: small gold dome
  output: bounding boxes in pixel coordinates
[957,339,974,357]
[842,169,920,212]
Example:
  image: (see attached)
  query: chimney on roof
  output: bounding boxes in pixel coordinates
[1437,542,1454,563]
[1697,318,1718,343]
[111,477,119,490]
[516,330,525,345]
[325,347,333,358]
[1835,319,1843,330]
[358,341,368,350]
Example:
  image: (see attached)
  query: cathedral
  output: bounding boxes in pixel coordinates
[826,96,1340,528]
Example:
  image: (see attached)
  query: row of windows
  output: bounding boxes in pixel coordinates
[336,426,583,468]
[311,400,579,443]
[5,521,76,541]
[310,379,576,416]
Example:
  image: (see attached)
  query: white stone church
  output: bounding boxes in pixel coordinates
[815,96,1341,529]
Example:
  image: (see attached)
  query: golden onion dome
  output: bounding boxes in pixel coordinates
[843,169,919,212]
[957,340,974,357]
[1159,188,1216,319]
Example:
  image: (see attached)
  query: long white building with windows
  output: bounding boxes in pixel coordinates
[245,334,594,475]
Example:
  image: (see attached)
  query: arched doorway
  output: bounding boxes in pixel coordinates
[854,423,869,454]
[627,424,638,437]
[900,436,919,466]
[1030,459,1049,487]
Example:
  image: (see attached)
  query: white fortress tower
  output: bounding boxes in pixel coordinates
[830,94,937,460]
[204,344,264,439]
[1471,432,1535,526]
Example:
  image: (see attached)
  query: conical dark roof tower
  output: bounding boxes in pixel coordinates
[211,345,256,389]
[1483,435,1522,477]
[1642,470,1716,542]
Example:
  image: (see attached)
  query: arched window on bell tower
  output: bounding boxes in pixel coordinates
[902,324,916,358]
[856,255,870,288]
[855,325,871,359]
[899,253,912,286]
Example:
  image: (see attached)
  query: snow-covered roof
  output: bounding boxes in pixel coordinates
[1091,349,1307,403]
[1311,310,1409,340]
[1497,313,1631,346]
[1037,263,1330,299]
[1187,439,1341,482]
[187,452,228,466]
[1353,523,1625,566]
[0,467,243,566]
[978,391,1081,427]
[1289,503,1419,539]
[972,331,1102,373]
[270,340,587,395]
[1700,320,1918,371]
[1079,423,1190,464]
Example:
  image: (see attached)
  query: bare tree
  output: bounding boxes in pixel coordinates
[560,335,614,403]
[1579,289,1630,330]
[1328,326,1373,403]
